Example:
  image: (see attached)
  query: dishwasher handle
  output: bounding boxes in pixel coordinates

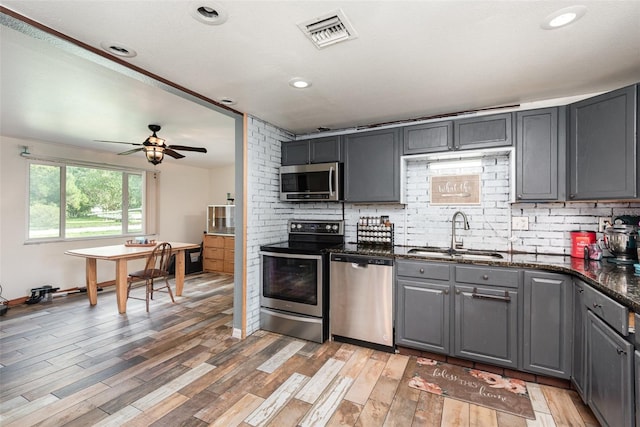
[331,253,393,266]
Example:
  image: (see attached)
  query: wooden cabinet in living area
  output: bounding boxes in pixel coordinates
[515,107,566,201]
[344,128,402,203]
[522,271,572,378]
[568,84,638,200]
[281,136,342,165]
[203,234,234,274]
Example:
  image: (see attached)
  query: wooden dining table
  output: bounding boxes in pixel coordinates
[65,241,200,314]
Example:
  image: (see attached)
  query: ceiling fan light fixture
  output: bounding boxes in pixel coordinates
[541,5,587,29]
[145,146,165,165]
[191,2,228,25]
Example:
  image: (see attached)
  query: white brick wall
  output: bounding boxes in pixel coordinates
[245,116,294,333]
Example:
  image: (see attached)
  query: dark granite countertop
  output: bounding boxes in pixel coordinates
[333,244,640,313]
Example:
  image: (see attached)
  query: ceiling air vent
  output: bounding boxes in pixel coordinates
[298,9,358,49]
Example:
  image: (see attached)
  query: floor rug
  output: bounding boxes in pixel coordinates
[407,357,535,419]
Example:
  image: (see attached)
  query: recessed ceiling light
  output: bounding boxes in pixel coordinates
[541,5,587,29]
[218,97,237,106]
[100,41,137,58]
[289,78,312,89]
[191,2,228,25]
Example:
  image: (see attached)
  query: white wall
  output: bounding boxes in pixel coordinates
[209,164,235,205]
[0,136,214,300]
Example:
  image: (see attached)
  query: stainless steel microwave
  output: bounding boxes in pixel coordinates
[280,162,343,201]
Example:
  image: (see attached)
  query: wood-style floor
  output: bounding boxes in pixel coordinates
[0,272,599,427]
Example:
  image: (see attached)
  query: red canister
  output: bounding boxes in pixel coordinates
[570,231,596,258]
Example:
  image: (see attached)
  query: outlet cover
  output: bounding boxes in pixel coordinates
[598,217,612,232]
[512,216,529,231]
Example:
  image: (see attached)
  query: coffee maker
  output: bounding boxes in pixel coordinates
[602,215,639,264]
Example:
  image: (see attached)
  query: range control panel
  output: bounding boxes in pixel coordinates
[288,220,344,235]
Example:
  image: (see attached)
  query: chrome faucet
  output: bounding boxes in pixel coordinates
[450,211,470,251]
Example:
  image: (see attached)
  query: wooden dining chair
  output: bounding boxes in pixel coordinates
[127,242,175,312]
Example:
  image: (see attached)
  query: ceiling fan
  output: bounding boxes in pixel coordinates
[95,124,208,165]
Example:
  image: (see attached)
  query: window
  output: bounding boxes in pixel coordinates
[28,162,147,241]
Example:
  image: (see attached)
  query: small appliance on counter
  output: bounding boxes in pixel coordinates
[602,215,640,264]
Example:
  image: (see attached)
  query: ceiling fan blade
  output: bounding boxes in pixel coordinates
[167,145,207,153]
[118,148,145,155]
[94,139,143,146]
[164,149,186,159]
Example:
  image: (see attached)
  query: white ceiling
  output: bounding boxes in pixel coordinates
[1,1,640,168]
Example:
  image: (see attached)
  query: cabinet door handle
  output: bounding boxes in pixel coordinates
[616,348,627,355]
[471,287,511,302]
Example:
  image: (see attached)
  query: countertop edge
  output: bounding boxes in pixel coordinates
[329,246,639,313]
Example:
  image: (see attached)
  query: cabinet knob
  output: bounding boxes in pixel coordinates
[569,194,576,199]
[577,288,584,294]
[443,289,449,295]
[419,268,424,274]
[616,348,627,355]
[455,289,461,295]
[517,194,522,199]
[592,303,602,309]
[482,274,489,280]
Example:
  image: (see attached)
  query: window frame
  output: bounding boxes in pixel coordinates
[26,159,149,243]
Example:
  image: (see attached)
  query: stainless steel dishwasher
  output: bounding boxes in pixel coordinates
[330,253,394,351]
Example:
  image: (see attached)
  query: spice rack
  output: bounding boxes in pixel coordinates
[357,216,394,247]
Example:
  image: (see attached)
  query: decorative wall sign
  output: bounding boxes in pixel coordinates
[430,174,481,205]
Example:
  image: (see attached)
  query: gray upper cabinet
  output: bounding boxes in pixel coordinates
[568,84,638,200]
[281,140,310,165]
[403,121,453,154]
[281,136,342,165]
[454,112,513,150]
[310,136,343,164]
[586,311,635,427]
[522,271,572,379]
[515,107,566,201]
[344,128,402,203]
[635,351,640,427]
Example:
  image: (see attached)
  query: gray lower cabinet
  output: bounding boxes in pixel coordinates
[453,112,513,150]
[568,84,638,200]
[396,279,450,353]
[571,280,587,401]
[522,271,572,378]
[586,311,634,427]
[515,107,566,201]
[344,128,402,203]
[453,284,519,368]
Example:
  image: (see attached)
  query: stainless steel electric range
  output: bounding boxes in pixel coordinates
[259,219,344,343]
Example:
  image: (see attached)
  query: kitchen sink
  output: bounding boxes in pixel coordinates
[407,248,503,261]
